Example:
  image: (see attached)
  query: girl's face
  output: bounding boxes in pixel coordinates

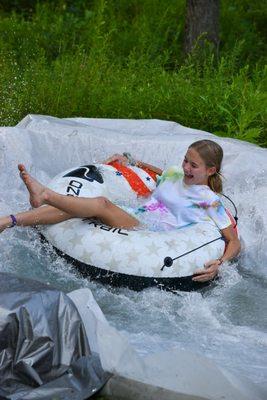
[182,148,216,186]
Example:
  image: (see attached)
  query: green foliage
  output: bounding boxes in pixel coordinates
[220,0,267,65]
[0,0,266,146]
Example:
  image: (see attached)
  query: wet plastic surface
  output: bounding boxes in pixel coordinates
[0,273,110,399]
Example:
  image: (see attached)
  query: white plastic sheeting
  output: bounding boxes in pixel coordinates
[1,113,266,266]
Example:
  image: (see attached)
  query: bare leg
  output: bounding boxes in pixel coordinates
[18,164,139,229]
[0,206,72,233]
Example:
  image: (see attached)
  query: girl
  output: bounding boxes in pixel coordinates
[0,140,240,282]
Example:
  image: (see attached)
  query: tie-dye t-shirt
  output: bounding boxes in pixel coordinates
[135,166,231,231]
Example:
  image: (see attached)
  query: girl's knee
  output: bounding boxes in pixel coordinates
[95,196,112,210]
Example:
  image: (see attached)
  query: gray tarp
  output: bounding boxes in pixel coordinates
[0,273,110,399]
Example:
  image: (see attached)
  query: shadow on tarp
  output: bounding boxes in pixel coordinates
[0,273,110,400]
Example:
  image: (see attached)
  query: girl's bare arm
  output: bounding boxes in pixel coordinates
[104,154,163,175]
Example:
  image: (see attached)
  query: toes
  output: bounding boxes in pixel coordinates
[18,164,27,176]
[18,163,25,172]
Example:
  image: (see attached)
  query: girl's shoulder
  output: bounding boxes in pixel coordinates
[157,165,183,185]
[196,185,221,203]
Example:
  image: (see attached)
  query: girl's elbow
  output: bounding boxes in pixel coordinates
[233,237,241,256]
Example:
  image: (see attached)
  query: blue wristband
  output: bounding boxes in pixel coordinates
[9,214,17,227]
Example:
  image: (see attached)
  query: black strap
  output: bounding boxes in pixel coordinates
[221,193,238,228]
[161,236,224,271]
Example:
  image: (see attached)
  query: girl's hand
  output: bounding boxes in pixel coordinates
[192,259,222,282]
[104,154,129,166]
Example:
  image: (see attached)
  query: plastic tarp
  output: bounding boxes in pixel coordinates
[0,273,110,400]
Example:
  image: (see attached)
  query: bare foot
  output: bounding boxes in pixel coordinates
[18,164,49,208]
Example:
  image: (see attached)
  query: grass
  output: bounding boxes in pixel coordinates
[0,0,266,145]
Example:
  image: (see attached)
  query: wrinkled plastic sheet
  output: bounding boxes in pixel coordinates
[0,273,110,400]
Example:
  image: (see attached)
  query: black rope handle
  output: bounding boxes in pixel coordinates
[161,236,224,271]
[221,193,238,228]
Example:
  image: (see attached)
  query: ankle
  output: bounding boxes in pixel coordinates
[43,189,53,205]
[0,215,16,230]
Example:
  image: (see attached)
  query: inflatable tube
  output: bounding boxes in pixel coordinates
[41,164,236,292]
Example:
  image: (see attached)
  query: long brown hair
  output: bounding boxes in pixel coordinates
[189,140,223,193]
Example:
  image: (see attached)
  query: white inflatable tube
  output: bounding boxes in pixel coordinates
[41,163,231,291]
